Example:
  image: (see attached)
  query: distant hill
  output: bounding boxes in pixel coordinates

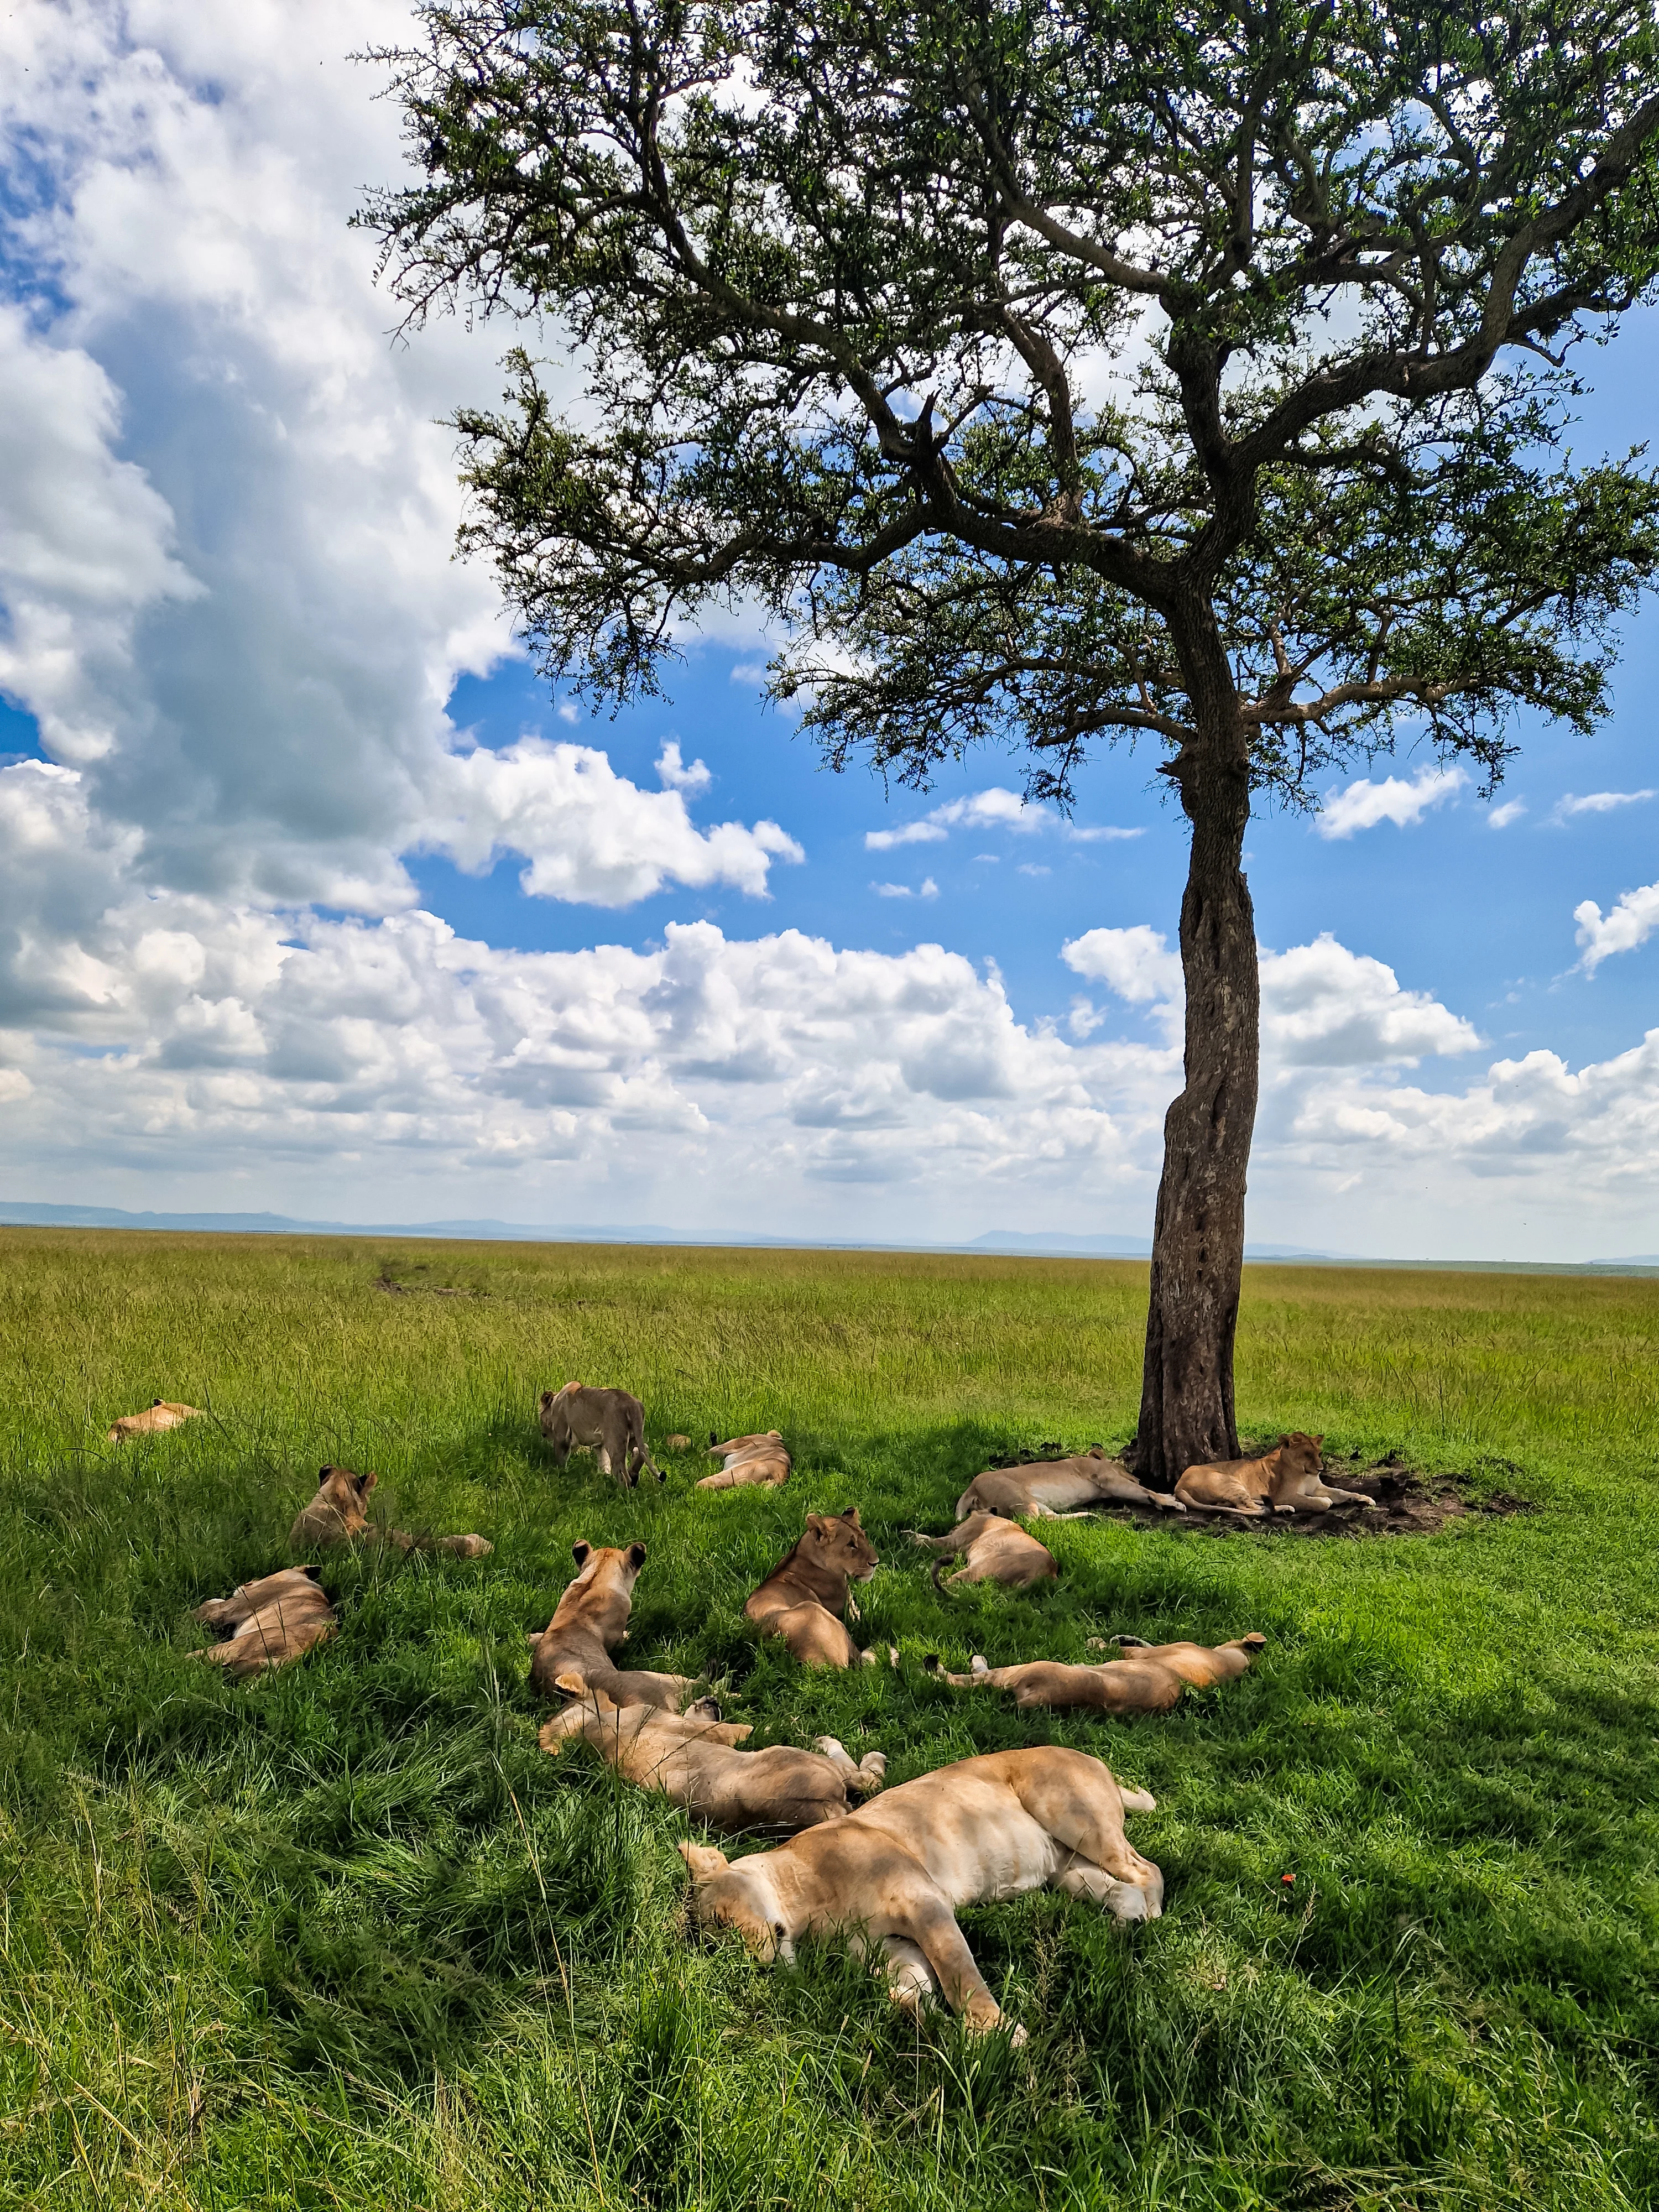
[3,1200,1657,1274]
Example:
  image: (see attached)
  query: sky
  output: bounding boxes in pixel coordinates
[1,2,1657,1262]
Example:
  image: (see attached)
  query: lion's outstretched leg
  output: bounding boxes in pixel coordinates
[905,1896,1008,2036]
[1008,1764,1164,1917]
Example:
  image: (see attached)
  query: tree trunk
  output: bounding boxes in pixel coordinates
[1126,605,1260,1488]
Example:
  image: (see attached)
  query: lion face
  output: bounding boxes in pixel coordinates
[1275,1433,1324,1479]
[804,1508,878,1584]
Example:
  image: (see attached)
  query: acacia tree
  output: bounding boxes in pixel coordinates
[364,0,1659,1481]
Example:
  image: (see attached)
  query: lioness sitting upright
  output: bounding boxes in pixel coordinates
[539,1381,662,1488]
[541,1680,886,1831]
[745,1509,890,1668]
[680,1746,1162,2039]
[530,1540,701,1710]
[955,1447,1185,1520]
[1174,1433,1375,1516]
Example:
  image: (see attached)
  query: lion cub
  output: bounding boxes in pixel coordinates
[745,1509,890,1668]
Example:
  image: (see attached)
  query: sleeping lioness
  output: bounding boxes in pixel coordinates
[108,1399,201,1442]
[541,1678,886,1832]
[194,1566,336,1679]
[680,1746,1161,2039]
[926,1634,1268,1714]
[698,1431,791,1490]
[909,1512,1058,1589]
[956,1448,1184,1520]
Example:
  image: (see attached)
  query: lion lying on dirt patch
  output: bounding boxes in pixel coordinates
[680,1746,1161,2038]
[541,1679,887,1831]
[288,1465,493,1557]
[531,1540,701,1710]
[956,1447,1185,1520]
[1175,1433,1375,1516]
[538,1381,662,1488]
[194,1566,336,1678]
[107,1400,200,1442]
[698,1431,791,1490]
[909,1512,1057,1589]
[925,1632,1267,1713]
[745,1509,893,1668]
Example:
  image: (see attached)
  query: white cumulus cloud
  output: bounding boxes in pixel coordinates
[1551,789,1656,823]
[1316,765,1467,839]
[1574,880,1659,974]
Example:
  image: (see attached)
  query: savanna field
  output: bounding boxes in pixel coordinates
[1,1230,1657,2212]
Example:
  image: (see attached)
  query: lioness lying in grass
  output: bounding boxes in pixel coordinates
[1174,1433,1375,1516]
[925,1633,1267,1714]
[680,1746,1161,2039]
[745,1509,892,1668]
[531,1539,702,1710]
[288,1465,492,1557]
[194,1566,336,1678]
[698,1431,791,1490]
[541,1679,886,1831]
[909,1512,1057,1589]
[107,1399,201,1442]
[956,1447,1185,1519]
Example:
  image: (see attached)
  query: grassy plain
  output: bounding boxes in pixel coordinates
[1,1228,1657,2211]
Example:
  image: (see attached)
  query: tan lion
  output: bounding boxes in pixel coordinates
[288,1465,493,1558]
[698,1431,791,1490]
[541,1679,887,1831]
[1174,1433,1375,1516]
[108,1400,201,1443]
[530,1540,700,1710]
[194,1566,336,1678]
[538,1381,662,1488]
[956,1447,1185,1520]
[680,1746,1161,2038]
[745,1509,890,1668]
[925,1632,1267,1714]
[909,1512,1057,1589]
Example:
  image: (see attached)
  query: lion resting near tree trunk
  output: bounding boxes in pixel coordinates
[1174,1433,1376,1515]
[541,1679,886,1830]
[956,1447,1185,1520]
[680,1746,1161,2039]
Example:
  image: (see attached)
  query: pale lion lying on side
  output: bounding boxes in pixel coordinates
[956,1447,1185,1520]
[909,1512,1057,1589]
[541,1679,886,1832]
[698,1431,791,1490]
[1175,1432,1375,1516]
[681,1746,1161,2038]
[926,1634,1267,1714]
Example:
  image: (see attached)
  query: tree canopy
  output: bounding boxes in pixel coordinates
[364,0,1659,810]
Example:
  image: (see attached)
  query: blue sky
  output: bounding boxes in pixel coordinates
[0,3,1656,1261]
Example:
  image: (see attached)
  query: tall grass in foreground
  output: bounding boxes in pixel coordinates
[1,1231,1657,2210]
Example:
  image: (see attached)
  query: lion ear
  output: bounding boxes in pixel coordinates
[317,1466,333,1488]
[843,1507,862,1526]
[677,1841,729,1879]
[553,1670,588,1697]
[805,1514,826,1534]
[358,1470,377,1494]
[627,1541,647,1569]
[571,1540,592,1567]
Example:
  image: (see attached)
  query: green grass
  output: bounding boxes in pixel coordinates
[1,1227,1657,2211]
